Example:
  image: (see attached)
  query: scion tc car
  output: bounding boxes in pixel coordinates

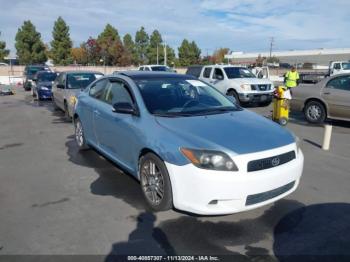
[52,71,103,120]
[32,71,58,100]
[73,72,304,215]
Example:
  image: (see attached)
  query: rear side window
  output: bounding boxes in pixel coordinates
[334,63,341,70]
[326,76,350,91]
[203,67,212,78]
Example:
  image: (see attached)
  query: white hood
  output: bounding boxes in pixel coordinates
[228,77,273,85]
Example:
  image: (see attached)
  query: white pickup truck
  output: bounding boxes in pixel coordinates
[186,65,274,106]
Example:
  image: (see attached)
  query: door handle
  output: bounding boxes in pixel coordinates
[323,92,331,95]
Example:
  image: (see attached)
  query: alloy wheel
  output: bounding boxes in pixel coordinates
[140,160,165,206]
[75,121,84,147]
[307,105,321,121]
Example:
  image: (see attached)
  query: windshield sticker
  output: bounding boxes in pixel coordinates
[186,80,207,87]
[242,69,251,74]
[95,74,103,79]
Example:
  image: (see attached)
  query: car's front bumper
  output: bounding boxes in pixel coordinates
[37,89,52,99]
[165,143,303,215]
[239,92,273,103]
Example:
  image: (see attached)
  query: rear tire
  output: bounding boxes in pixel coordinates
[74,118,89,151]
[139,153,173,212]
[304,100,326,124]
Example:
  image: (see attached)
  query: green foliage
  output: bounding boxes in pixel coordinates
[50,17,73,65]
[15,20,47,65]
[178,39,201,66]
[0,32,10,62]
[123,33,138,65]
[212,48,230,64]
[135,26,149,64]
[147,30,163,64]
[97,24,122,65]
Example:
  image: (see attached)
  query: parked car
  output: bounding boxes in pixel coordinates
[52,71,103,120]
[31,71,58,100]
[138,65,175,72]
[23,65,50,90]
[186,65,274,106]
[73,71,304,215]
[291,73,350,123]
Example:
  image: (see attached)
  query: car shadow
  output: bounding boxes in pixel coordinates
[274,203,350,262]
[105,199,304,260]
[65,135,148,210]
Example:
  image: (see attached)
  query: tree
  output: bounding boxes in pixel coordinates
[15,20,47,64]
[50,17,73,65]
[97,24,121,65]
[123,33,138,65]
[212,48,230,64]
[147,30,162,64]
[135,26,149,64]
[71,47,87,65]
[82,37,101,65]
[0,32,9,62]
[178,39,201,66]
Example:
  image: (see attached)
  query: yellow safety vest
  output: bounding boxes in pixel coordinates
[285,71,299,88]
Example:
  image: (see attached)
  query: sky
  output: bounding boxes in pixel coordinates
[0,0,349,56]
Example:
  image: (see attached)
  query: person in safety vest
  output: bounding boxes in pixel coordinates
[284,66,300,94]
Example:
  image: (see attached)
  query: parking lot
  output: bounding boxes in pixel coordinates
[0,87,350,260]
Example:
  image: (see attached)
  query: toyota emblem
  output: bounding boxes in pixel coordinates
[271,157,280,167]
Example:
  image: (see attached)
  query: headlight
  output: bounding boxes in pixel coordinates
[180,148,238,171]
[69,96,77,106]
[240,84,251,91]
[39,86,49,90]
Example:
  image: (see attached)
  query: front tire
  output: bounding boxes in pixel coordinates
[74,118,89,150]
[139,153,173,211]
[304,100,326,124]
[227,90,240,106]
[64,102,72,122]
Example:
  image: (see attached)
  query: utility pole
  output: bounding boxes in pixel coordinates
[269,37,274,59]
[164,43,167,66]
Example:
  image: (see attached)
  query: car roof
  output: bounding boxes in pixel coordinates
[59,70,104,75]
[113,71,195,80]
[140,65,168,67]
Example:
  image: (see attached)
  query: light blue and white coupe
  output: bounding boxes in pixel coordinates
[73,71,304,215]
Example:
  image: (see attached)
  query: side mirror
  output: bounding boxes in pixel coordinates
[112,102,138,115]
[57,84,65,89]
[216,75,224,80]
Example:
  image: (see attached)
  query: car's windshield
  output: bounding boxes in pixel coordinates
[224,67,256,78]
[67,73,102,89]
[342,63,350,70]
[151,66,170,72]
[38,72,57,82]
[27,67,46,76]
[135,78,240,117]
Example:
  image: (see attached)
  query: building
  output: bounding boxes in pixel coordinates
[225,48,350,67]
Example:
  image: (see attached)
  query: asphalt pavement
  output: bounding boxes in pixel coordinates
[0,87,349,261]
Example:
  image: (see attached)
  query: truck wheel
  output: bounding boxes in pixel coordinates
[139,153,173,212]
[227,90,240,105]
[304,101,326,124]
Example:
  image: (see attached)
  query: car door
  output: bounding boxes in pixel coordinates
[80,78,109,144]
[211,68,227,94]
[200,67,212,85]
[322,75,350,119]
[53,73,66,109]
[93,78,140,170]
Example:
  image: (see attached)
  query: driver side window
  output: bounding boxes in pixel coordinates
[89,79,108,100]
[213,68,224,80]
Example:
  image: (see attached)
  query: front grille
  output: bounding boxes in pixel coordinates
[251,84,271,91]
[246,181,295,206]
[247,151,296,172]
